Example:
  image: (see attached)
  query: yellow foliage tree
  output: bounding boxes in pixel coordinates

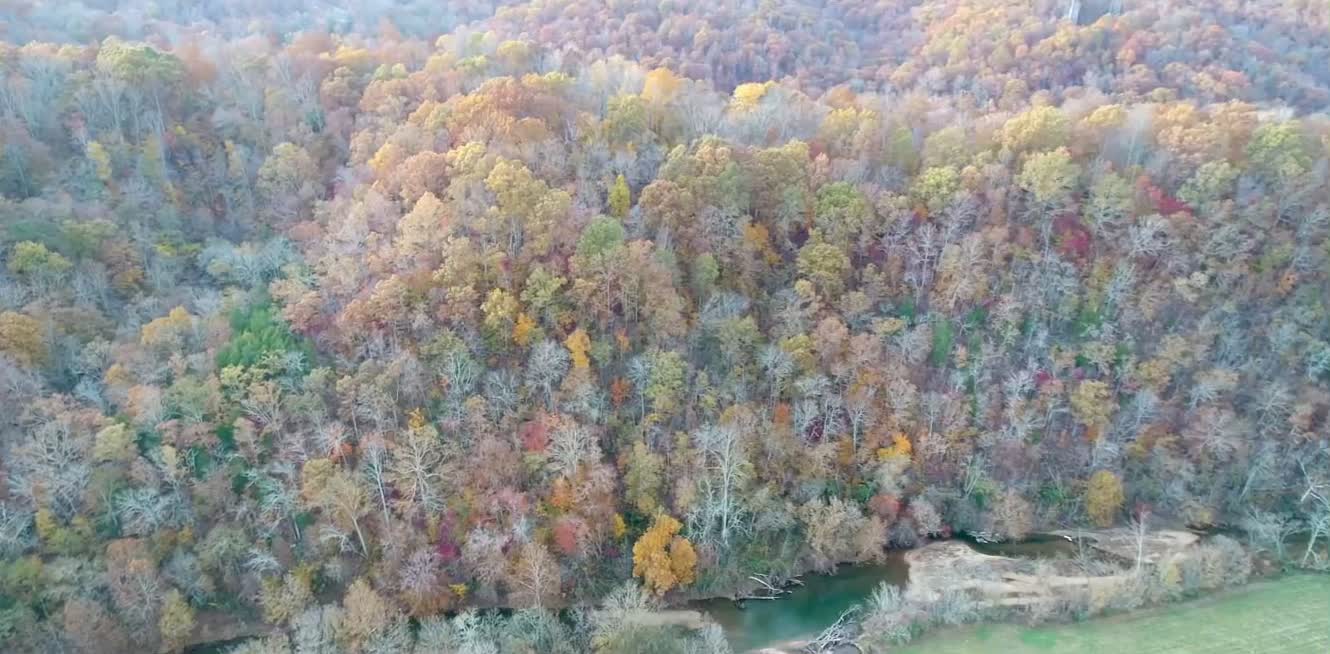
[565,328,591,369]
[730,82,772,112]
[513,312,538,347]
[1017,147,1080,204]
[876,433,913,461]
[1070,379,1114,436]
[631,514,697,595]
[87,141,113,184]
[0,311,46,366]
[495,40,532,70]
[642,67,682,105]
[482,288,520,343]
[1086,470,1125,527]
[92,424,136,464]
[299,458,336,504]
[8,241,71,279]
[669,535,697,587]
[140,306,193,349]
[1000,105,1070,153]
[407,407,428,431]
[259,571,313,624]
[742,222,780,265]
[158,589,196,652]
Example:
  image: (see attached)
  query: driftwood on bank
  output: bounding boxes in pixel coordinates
[739,572,804,601]
[1049,528,1199,565]
[802,607,863,654]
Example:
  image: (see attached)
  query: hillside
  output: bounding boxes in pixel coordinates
[0,2,1327,653]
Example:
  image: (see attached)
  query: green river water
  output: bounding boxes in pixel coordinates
[692,556,908,652]
[696,536,1083,652]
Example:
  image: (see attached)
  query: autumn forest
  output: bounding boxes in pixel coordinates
[0,1,1328,653]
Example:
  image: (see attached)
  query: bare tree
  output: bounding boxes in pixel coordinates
[1129,507,1150,573]
[844,384,878,455]
[1299,460,1330,568]
[547,422,599,479]
[689,423,750,551]
[360,437,393,536]
[317,469,371,556]
[8,413,93,520]
[526,340,570,410]
[388,428,447,519]
[1242,509,1300,560]
[0,502,34,557]
[510,541,560,608]
[256,464,303,543]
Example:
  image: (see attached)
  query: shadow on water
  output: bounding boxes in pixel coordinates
[692,552,909,652]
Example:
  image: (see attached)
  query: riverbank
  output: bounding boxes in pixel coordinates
[183,528,1266,654]
[892,573,1330,654]
[904,528,1208,612]
[725,528,1256,653]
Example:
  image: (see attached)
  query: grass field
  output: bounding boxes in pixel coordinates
[895,574,1330,654]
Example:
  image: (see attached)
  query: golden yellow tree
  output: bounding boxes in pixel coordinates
[1086,470,1125,527]
[730,82,772,112]
[631,514,697,595]
[669,535,697,587]
[565,328,591,369]
[513,312,538,347]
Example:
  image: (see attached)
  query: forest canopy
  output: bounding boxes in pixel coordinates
[0,1,1328,653]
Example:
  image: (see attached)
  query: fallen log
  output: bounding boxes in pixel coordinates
[739,572,804,601]
[804,607,861,653]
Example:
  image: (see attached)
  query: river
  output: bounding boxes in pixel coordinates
[695,535,1083,652]
[692,557,909,652]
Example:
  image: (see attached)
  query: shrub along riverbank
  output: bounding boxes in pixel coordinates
[802,530,1256,653]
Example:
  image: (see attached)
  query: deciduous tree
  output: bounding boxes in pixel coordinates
[1087,470,1125,527]
[632,514,697,595]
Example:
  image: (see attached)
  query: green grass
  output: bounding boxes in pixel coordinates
[895,575,1330,654]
